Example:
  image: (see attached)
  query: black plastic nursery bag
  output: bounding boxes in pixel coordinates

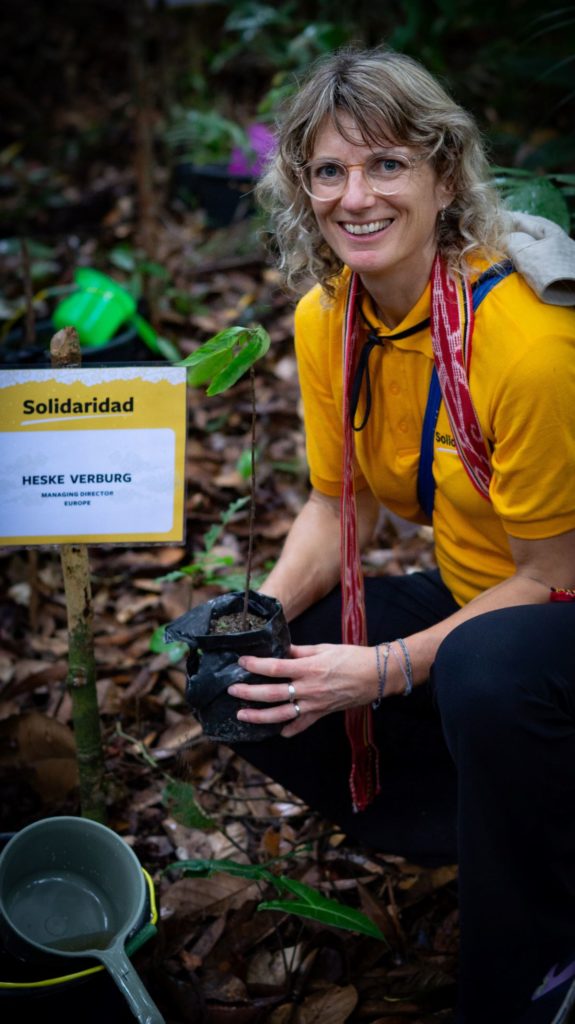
[165,591,291,742]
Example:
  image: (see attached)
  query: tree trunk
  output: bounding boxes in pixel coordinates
[51,326,107,822]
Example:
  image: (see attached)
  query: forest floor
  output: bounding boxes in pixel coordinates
[0,173,457,1024]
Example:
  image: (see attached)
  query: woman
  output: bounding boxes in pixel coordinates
[227,47,575,1023]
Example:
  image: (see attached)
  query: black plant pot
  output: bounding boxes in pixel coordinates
[0,318,153,367]
[172,162,256,228]
[165,591,291,742]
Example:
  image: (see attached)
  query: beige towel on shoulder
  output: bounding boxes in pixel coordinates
[502,210,575,306]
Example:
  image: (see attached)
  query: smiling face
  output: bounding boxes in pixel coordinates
[308,113,451,314]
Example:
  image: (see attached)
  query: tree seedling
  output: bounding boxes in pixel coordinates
[178,324,271,630]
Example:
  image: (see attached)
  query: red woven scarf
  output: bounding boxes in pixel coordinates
[341,255,486,811]
[341,272,380,812]
[430,255,491,500]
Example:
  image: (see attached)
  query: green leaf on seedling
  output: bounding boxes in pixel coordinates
[179,326,270,393]
[149,624,188,663]
[183,349,235,387]
[155,497,250,583]
[271,459,301,475]
[178,327,247,385]
[207,332,271,395]
[137,260,170,279]
[179,327,247,365]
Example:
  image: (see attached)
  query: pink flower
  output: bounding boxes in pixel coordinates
[228,123,276,176]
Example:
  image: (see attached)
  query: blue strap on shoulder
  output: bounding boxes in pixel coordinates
[417,261,514,519]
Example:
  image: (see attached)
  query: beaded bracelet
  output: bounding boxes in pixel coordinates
[372,642,390,709]
[550,588,575,602]
[396,637,414,696]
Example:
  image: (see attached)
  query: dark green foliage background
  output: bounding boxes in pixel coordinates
[1,0,573,173]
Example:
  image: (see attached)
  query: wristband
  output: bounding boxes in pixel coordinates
[550,588,575,603]
[372,642,390,708]
[394,637,414,697]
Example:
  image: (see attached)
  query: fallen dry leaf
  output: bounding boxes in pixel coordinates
[0,711,79,800]
[268,985,358,1024]
[160,874,261,919]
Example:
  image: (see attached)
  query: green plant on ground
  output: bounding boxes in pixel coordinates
[119,727,386,943]
[154,494,273,592]
[149,494,275,663]
[157,495,249,586]
[166,856,387,942]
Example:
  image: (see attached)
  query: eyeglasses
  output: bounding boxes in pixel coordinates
[299,152,424,201]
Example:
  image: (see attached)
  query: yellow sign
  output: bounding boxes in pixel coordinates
[0,367,187,546]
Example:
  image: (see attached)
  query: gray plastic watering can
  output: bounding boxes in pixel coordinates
[0,816,165,1024]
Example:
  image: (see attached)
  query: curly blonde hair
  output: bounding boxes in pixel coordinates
[256,46,506,295]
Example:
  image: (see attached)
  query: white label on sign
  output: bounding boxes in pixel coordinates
[0,428,175,537]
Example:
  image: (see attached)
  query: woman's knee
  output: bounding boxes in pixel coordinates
[432,609,541,743]
[434,604,573,708]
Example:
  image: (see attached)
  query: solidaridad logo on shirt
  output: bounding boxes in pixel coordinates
[435,429,457,452]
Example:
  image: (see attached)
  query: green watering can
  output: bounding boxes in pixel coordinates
[53,268,161,354]
[0,817,165,1024]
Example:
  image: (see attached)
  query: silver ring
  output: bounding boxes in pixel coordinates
[293,702,301,718]
[287,682,296,702]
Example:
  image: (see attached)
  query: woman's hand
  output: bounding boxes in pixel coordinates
[227,642,383,737]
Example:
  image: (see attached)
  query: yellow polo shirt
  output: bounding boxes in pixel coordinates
[294,266,575,606]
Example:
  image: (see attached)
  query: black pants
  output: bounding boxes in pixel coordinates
[234,570,575,1022]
